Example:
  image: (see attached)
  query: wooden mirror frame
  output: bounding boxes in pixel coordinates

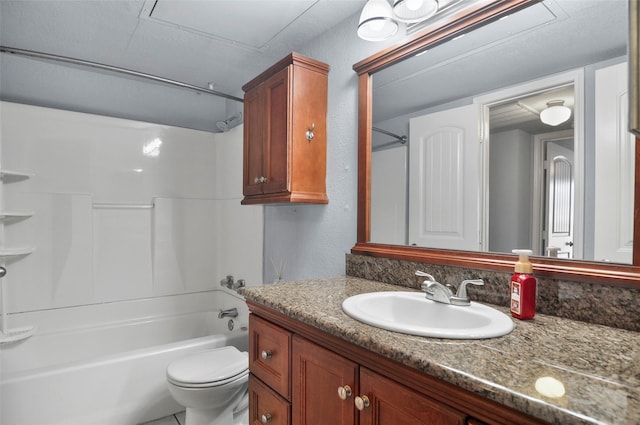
[352,0,640,288]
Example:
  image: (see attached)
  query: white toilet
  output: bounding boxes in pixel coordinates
[166,346,249,425]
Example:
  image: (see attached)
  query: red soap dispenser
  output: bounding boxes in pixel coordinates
[510,249,536,320]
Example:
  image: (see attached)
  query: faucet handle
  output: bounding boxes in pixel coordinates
[455,279,484,299]
[415,270,436,282]
[220,275,234,288]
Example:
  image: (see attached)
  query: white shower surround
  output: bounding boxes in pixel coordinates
[0,101,263,314]
[0,102,262,423]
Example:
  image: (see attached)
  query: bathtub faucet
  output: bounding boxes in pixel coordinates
[218,308,239,319]
[220,275,246,291]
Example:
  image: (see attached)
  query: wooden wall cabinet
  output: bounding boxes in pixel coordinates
[241,52,329,205]
[248,307,547,425]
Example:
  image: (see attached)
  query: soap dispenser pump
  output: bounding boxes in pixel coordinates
[510,249,536,320]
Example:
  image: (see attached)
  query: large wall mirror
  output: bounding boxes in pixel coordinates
[353,0,640,287]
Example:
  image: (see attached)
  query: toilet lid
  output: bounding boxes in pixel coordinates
[167,346,248,385]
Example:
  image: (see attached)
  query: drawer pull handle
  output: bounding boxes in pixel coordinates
[337,385,352,400]
[261,349,273,360]
[355,395,370,411]
[261,413,272,423]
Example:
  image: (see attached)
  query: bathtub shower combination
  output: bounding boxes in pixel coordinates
[0,290,249,425]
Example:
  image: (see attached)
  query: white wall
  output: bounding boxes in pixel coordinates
[0,101,263,314]
[488,129,533,252]
[371,147,407,245]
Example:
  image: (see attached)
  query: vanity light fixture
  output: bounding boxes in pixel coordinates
[539,100,572,126]
[358,0,399,41]
[393,0,439,23]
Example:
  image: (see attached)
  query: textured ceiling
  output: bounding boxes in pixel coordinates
[0,0,365,131]
[0,0,629,135]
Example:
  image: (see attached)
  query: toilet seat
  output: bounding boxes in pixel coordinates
[167,346,248,388]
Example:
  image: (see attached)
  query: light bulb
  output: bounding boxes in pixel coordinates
[406,0,424,11]
[369,18,386,31]
[392,0,438,24]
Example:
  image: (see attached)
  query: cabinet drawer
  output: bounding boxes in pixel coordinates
[249,315,292,399]
[249,375,291,425]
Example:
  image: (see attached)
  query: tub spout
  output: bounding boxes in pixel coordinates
[218,308,239,319]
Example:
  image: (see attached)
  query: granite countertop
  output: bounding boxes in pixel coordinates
[241,276,640,425]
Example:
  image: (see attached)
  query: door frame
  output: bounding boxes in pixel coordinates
[474,69,585,257]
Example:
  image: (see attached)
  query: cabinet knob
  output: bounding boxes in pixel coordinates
[337,385,352,400]
[261,349,273,360]
[261,413,272,423]
[254,177,261,183]
[306,123,316,142]
[355,395,370,411]
[254,176,268,183]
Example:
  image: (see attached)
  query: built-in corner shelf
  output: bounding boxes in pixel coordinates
[0,211,34,222]
[0,246,35,258]
[0,167,36,343]
[0,325,36,344]
[0,169,34,183]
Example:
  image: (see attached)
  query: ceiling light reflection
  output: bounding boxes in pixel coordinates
[535,376,566,398]
[143,137,162,157]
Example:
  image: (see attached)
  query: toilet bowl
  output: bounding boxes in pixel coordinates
[166,346,249,425]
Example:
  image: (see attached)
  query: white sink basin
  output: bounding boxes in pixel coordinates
[342,291,514,339]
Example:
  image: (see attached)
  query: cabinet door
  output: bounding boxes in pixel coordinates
[292,335,358,425]
[244,84,266,196]
[359,367,467,425]
[261,66,290,195]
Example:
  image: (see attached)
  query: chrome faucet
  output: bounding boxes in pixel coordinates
[218,307,239,319]
[415,271,484,306]
[220,275,234,288]
[220,275,246,290]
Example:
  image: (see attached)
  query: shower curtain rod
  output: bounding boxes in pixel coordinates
[0,46,244,103]
[372,127,407,151]
[373,127,407,143]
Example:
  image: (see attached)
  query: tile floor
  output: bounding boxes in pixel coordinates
[140,411,186,425]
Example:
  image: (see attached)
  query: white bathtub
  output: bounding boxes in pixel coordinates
[0,290,249,425]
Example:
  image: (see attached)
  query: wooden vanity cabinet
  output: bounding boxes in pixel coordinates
[241,52,329,205]
[248,304,549,425]
[292,335,467,425]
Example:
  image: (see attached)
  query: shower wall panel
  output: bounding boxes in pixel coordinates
[0,101,263,314]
